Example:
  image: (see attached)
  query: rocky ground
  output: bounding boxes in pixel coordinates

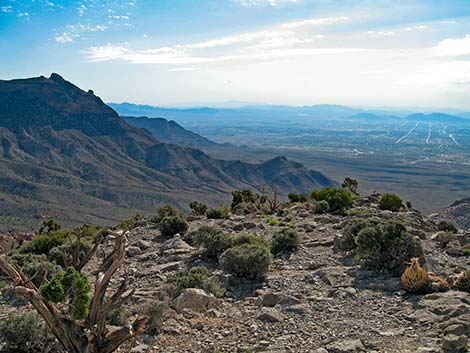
[112,194,470,353]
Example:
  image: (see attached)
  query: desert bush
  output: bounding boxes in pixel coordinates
[434,231,456,248]
[9,253,61,286]
[159,215,188,237]
[189,201,208,216]
[40,266,91,320]
[401,258,431,293]
[115,213,144,230]
[39,218,62,234]
[453,270,470,293]
[152,204,179,224]
[231,190,261,209]
[192,226,232,260]
[106,307,131,326]
[379,193,403,212]
[437,220,458,233]
[0,311,61,353]
[311,187,354,213]
[342,177,358,194]
[144,301,167,335]
[288,193,308,203]
[232,234,269,248]
[221,243,272,280]
[354,219,423,275]
[337,218,380,251]
[311,200,329,214]
[271,228,300,255]
[266,216,278,226]
[167,266,224,297]
[21,231,67,255]
[231,202,251,215]
[206,208,225,219]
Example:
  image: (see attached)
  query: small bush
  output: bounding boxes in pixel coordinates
[0,311,60,353]
[311,200,329,214]
[159,215,188,237]
[40,266,91,320]
[288,193,308,203]
[453,270,470,293]
[266,216,278,226]
[106,307,131,326]
[144,301,167,335]
[167,266,224,297]
[434,231,456,248]
[192,226,232,260]
[221,244,272,280]
[232,234,269,248]
[21,231,67,255]
[311,187,354,213]
[401,258,431,293]
[437,220,458,233]
[9,253,61,286]
[232,202,251,215]
[379,193,403,212]
[271,228,299,254]
[342,177,358,194]
[190,201,208,216]
[231,190,260,209]
[206,208,224,219]
[115,213,144,230]
[152,204,179,224]
[355,219,423,275]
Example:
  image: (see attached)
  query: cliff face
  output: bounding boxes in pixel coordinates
[0,74,334,231]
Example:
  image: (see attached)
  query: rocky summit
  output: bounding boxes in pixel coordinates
[1,192,462,352]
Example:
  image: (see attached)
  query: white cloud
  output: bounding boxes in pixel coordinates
[368,30,395,37]
[55,33,74,43]
[434,34,470,57]
[167,67,198,72]
[400,61,470,86]
[282,16,350,28]
[1,5,13,13]
[18,12,30,17]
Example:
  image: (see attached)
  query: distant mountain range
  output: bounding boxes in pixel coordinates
[0,74,333,231]
[109,102,470,124]
[123,116,225,149]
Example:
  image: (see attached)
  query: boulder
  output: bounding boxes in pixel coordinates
[442,334,467,352]
[326,339,365,353]
[256,307,284,322]
[173,288,220,312]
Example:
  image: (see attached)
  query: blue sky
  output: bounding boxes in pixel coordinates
[1,0,470,108]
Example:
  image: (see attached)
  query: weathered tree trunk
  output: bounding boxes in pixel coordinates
[0,231,148,353]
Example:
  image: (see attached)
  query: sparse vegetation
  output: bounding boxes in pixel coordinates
[401,258,431,293]
[159,215,188,237]
[311,200,329,214]
[379,193,403,212]
[193,226,232,260]
[436,219,458,233]
[434,231,456,248]
[266,216,278,225]
[271,228,299,255]
[115,213,144,230]
[288,193,308,203]
[152,204,180,224]
[206,208,225,219]
[311,187,354,213]
[221,243,272,280]
[190,201,208,216]
[167,266,224,297]
[342,177,359,194]
[340,218,423,275]
[232,233,269,248]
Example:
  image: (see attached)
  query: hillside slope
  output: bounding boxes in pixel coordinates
[0,74,333,231]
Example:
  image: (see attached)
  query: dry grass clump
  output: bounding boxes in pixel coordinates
[401,258,431,293]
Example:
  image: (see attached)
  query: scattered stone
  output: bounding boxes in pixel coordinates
[257,307,284,322]
[326,339,365,353]
[442,334,467,352]
[173,288,220,312]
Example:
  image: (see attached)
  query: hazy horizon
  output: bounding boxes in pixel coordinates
[2,0,470,108]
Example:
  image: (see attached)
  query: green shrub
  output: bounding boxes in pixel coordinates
[40,266,91,320]
[167,266,224,297]
[232,234,269,248]
[266,216,278,226]
[115,213,144,230]
[271,228,299,254]
[311,187,354,213]
[221,244,272,280]
[144,301,167,335]
[9,253,61,286]
[232,202,251,215]
[288,193,308,203]
[190,201,208,216]
[38,218,61,234]
[379,193,403,212]
[152,204,179,224]
[192,226,232,260]
[159,215,188,237]
[206,208,225,219]
[21,231,67,255]
[311,200,329,214]
[342,177,359,194]
[106,307,131,326]
[435,231,457,248]
[0,311,60,353]
[437,220,458,233]
[231,190,261,209]
[343,218,424,275]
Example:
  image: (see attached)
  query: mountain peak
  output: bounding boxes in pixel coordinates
[49,72,65,81]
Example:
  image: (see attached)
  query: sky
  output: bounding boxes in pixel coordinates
[1,0,470,109]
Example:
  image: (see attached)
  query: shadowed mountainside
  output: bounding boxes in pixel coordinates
[0,74,333,231]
